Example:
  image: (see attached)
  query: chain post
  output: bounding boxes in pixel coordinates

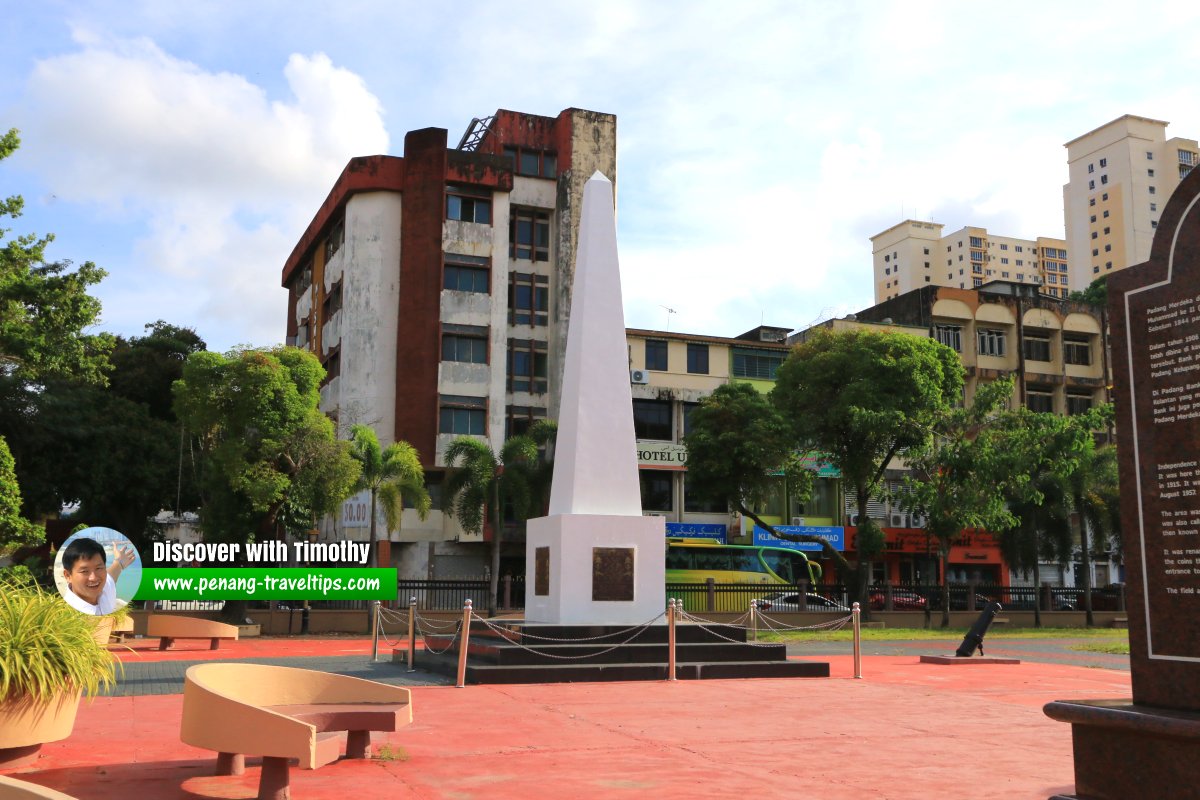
[667,598,678,682]
[749,599,758,642]
[406,596,417,672]
[852,602,863,679]
[456,598,473,688]
[371,600,380,662]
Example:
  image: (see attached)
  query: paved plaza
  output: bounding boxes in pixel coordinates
[0,634,1132,799]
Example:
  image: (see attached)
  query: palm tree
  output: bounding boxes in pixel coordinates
[1066,444,1121,627]
[443,421,556,617]
[348,424,430,569]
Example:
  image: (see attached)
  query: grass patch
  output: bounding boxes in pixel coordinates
[1068,641,1130,655]
[758,627,1129,643]
[375,744,409,762]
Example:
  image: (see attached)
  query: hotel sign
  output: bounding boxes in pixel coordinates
[636,441,688,470]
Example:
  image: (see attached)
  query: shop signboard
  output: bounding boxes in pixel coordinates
[665,522,727,542]
[753,525,845,552]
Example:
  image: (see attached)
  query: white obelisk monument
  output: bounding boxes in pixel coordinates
[524,172,666,625]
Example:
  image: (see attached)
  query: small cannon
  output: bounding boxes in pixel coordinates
[955,601,1003,657]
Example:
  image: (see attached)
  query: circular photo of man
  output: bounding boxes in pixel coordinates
[53,527,142,616]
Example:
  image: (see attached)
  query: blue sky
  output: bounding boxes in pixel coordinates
[3,1,1199,351]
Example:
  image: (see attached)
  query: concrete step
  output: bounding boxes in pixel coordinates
[455,659,830,685]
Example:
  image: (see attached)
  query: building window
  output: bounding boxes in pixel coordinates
[1106,261,1113,269]
[508,272,549,326]
[1024,334,1051,362]
[1149,169,1155,177]
[321,347,341,385]
[973,278,982,287]
[639,470,673,512]
[1151,202,1158,212]
[1150,186,1157,195]
[322,280,343,318]
[506,405,546,438]
[684,473,725,513]
[884,255,890,263]
[633,399,672,441]
[933,324,962,352]
[439,395,486,435]
[1000,257,1009,264]
[1063,334,1091,366]
[1048,275,1058,284]
[731,349,784,380]
[970,236,983,248]
[1099,158,1107,168]
[1103,210,1109,218]
[1103,193,1109,201]
[925,275,930,282]
[977,328,1006,357]
[1103,226,1110,235]
[924,261,930,268]
[1152,221,1159,229]
[446,184,492,224]
[1105,244,1112,252]
[502,146,557,179]
[1100,175,1108,185]
[1088,164,1094,174]
[508,338,548,393]
[1091,232,1098,239]
[1001,271,1009,278]
[444,254,490,293]
[1066,392,1093,416]
[442,327,488,364]
[687,343,709,374]
[324,218,345,261]
[645,340,668,371]
[1148,151,1154,160]
[1089,198,1096,207]
[1088,180,1095,190]
[1092,248,1099,257]
[924,247,930,255]
[510,208,550,261]
[1026,388,1054,414]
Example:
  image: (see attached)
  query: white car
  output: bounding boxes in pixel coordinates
[755,592,850,613]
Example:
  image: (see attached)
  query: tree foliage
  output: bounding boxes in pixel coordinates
[348,424,430,569]
[772,328,964,607]
[1068,276,1108,308]
[442,421,556,616]
[0,436,39,553]
[173,347,361,563]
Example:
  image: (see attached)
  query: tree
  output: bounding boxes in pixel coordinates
[772,329,964,610]
[347,424,431,569]
[900,378,1020,627]
[1063,421,1120,626]
[0,436,39,555]
[1068,276,1108,308]
[442,422,556,617]
[683,382,840,567]
[0,130,113,385]
[173,347,360,621]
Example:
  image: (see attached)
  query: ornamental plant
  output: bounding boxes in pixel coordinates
[0,579,116,702]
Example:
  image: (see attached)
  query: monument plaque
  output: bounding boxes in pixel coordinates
[534,547,549,596]
[591,547,635,602]
[1043,167,1200,798]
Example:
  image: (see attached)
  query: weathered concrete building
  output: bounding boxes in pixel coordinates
[281,108,617,579]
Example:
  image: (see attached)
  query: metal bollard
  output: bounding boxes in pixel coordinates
[749,599,758,642]
[667,598,678,682]
[406,596,417,673]
[456,599,473,688]
[371,600,380,662]
[852,602,863,679]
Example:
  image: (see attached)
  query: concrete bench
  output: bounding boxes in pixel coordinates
[0,776,80,799]
[146,614,238,650]
[181,663,412,800]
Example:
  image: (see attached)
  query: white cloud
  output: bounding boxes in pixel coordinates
[18,31,387,348]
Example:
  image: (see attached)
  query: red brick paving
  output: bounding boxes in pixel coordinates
[0,650,1130,799]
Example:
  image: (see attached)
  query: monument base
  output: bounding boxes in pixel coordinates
[1043,699,1200,799]
[524,513,665,625]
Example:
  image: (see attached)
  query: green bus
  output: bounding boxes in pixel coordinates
[664,540,822,611]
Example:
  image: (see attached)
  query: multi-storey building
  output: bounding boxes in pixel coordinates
[1063,114,1199,293]
[281,107,616,579]
[871,221,1069,304]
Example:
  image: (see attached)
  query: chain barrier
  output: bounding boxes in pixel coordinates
[753,609,854,633]
[673,608,784,647]
[477,615,670,643]
[373,607,406,648]
[468,610,667,661]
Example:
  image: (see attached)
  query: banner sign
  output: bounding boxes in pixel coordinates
[665,522,727,542]
[753,525,845,552]
[636,441,688,470]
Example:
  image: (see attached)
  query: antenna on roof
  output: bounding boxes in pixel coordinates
[660,305,677,332]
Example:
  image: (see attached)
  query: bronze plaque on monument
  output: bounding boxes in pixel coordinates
[591,547,634,601]
[534,546,549,596]
[1109,171,1200,711]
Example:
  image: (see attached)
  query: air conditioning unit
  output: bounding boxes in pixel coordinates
[848,514,860,527]
[790,517,806,527]
[909,513,928,528]
[630,369,649,384]
[891,514,905,527]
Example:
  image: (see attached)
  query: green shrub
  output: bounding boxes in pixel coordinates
[0,580,117,702]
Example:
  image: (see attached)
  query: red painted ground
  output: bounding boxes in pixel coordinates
[1,653,1129,799]
[111,637,416,662]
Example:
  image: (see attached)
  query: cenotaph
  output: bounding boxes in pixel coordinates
[523,172,666,625]
[1044,167,1200,796]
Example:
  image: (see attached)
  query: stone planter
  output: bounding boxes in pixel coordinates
[0,690,82,767]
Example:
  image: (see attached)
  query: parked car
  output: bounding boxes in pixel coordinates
[1057,586,1124,611]
[927,592,995,612]
[868,589,927,611]
[756,592,850,613]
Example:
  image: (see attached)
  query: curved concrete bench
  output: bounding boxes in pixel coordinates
[146,614,238,650]
[0,776,80,799]
[181,663,412,800]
